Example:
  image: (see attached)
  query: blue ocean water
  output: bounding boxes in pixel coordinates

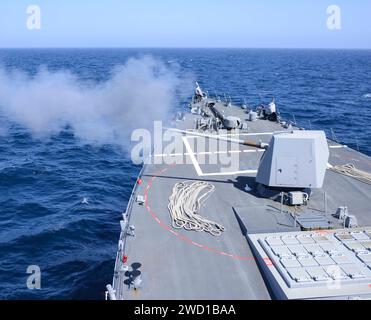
[0,49,370,299]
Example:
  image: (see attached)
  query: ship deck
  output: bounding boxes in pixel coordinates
[110,102,371,300]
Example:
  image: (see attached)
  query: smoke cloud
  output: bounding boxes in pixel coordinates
[0,56,193,146]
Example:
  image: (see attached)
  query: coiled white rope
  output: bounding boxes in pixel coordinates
[330,163,371,185]
[168,181,225,236]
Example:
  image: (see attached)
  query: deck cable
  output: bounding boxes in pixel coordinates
[168,181,225,236]
[330,163,371,185]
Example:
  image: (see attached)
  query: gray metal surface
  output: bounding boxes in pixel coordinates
[107,94,371,300]
[256,131,329,188]
[248,228,371,300]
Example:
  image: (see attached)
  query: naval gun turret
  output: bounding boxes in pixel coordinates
[166,127,329,204]
[255,130,329,204]
[257,131,329,188]
[190,83,242,130]
[208,102,242,130]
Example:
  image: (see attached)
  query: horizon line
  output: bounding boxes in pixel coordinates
[0,46,371,50]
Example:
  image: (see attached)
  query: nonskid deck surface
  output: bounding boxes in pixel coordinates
[115,163,270,300]
[110,101,371,300]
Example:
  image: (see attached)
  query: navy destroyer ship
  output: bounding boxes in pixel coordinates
[106,83,371,300]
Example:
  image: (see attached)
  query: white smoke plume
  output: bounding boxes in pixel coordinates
[0,56,193,146]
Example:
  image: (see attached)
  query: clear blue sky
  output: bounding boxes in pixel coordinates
[0,0,370,48]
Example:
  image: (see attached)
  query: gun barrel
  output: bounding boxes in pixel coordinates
[164,128,268,149]
[243,140,264,149]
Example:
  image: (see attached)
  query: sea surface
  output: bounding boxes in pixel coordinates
[0,49,370,299]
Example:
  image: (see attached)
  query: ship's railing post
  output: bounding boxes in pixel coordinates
[105,285,117,300]
[331,128,339,143]
[355,135,360,152]
[111,164,147,300]
[280,192,284,214]
[292,114,297,127]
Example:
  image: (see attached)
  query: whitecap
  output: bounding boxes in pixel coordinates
[362,93,371,99]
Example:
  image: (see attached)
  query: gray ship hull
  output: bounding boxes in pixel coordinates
[107,95,371,300]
